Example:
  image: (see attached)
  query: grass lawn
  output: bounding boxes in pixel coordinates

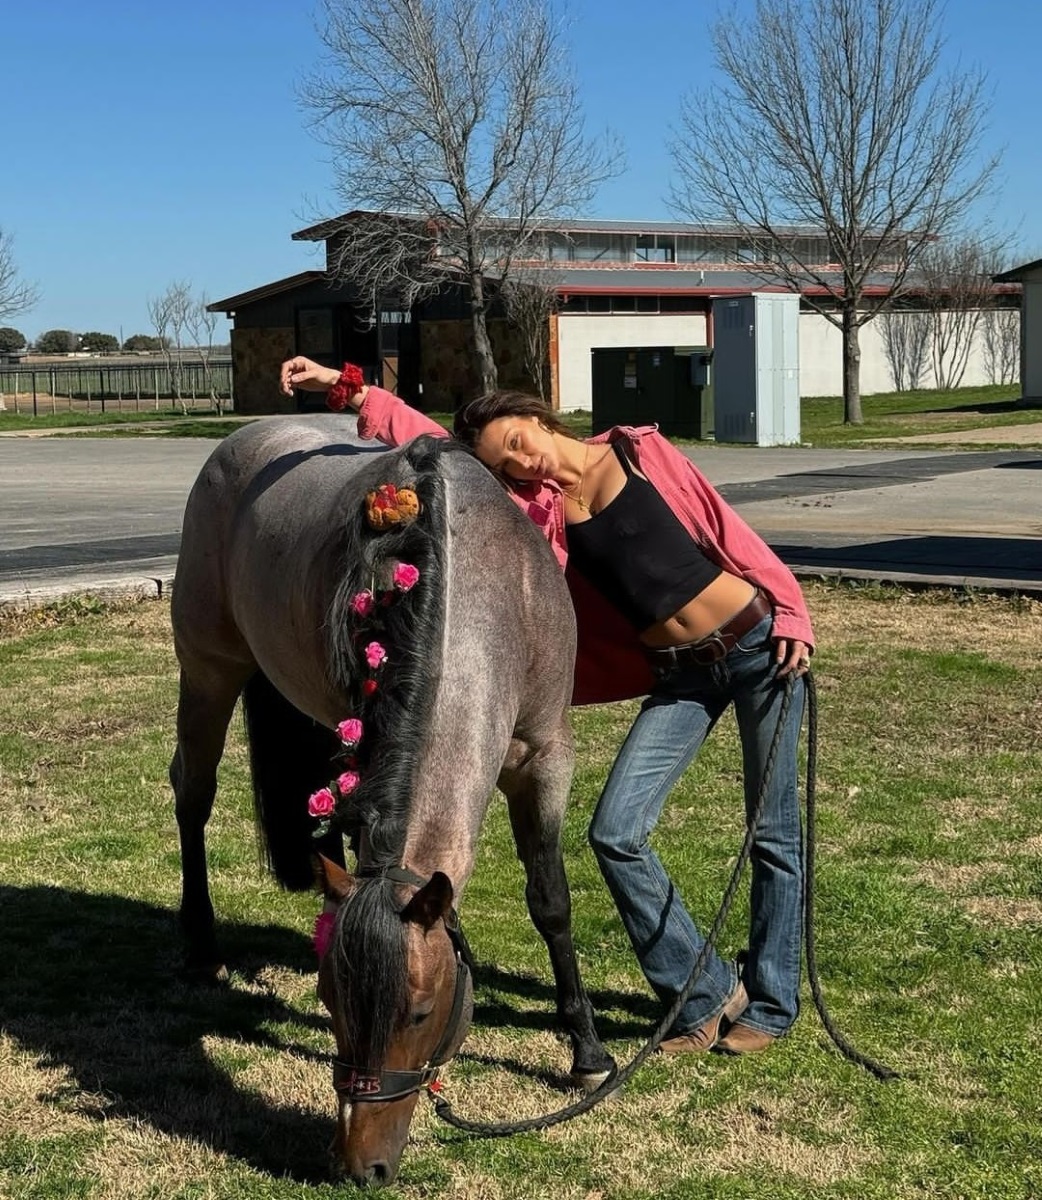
[799,384,1038,448]
[1,583,1040,1199]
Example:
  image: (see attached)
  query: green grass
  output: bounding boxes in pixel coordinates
[0,407,244,433]
[798,383,1035,447]
[1,584,1040,1198]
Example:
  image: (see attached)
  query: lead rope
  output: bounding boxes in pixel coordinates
[430,670,896,1137]
[802,672,898,1080]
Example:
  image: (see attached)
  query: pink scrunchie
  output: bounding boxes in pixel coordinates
[327,363,365,412]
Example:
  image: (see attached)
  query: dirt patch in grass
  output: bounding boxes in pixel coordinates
[804,584,1042,663]
[961,896,1042,927]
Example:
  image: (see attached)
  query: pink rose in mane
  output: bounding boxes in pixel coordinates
[392,562,420,592]
[350,589,375,617]
[314,910,336,958]
[307,787,336,818]
[365,642,387,669]
[337,717,363,746]
[337,770,361,796]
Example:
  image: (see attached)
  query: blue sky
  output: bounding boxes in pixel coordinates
[5,0,1040,342]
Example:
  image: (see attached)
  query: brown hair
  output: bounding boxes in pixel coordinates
[452,390,578,449]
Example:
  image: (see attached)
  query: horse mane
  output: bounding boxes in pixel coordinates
[329,878,410,1069]
[324,433,468,866]
[322,434,472,1066]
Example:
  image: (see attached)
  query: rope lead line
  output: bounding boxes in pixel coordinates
[431,669,898,1138]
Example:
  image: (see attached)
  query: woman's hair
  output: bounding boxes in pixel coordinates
[453,390,578,449]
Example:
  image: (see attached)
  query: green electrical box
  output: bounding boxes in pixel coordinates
[590,346,714,438]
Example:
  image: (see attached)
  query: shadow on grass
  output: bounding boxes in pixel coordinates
[470,960,660,1039]
[1,884,336,1181]
[0,885,654,1179]
[923,398,1042,416]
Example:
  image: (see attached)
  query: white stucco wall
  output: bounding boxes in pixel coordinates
[798,311,1015,396]
[554,307,1019,409]
[556,313,708,411]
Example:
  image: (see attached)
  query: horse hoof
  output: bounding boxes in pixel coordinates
[570,1068,615,1095]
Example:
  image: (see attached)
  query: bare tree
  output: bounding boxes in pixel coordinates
[670,0,996,423]
[148,281,194,413]
[917,237,1005,390]
[186,294,225,414]
[301,0,621,393]
[879,309,931,392]
[500,265,561,401]
[980,307,1019,386]
[0,228,40,322]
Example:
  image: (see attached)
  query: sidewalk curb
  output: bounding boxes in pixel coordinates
[0,574,175,615]
[3,567,1039,619]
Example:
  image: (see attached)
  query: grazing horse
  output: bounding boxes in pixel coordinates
[169,418,614,1185]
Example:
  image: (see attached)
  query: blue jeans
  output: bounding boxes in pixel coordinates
[588,613,805,1038]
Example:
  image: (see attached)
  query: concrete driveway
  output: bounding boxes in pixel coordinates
[1,422,1040,608]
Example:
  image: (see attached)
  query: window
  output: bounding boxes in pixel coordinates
[378,310,410,355]
[635,234,676,263]
[548,233,574,261]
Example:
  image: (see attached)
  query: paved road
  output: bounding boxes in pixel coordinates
[1,423,1040,608]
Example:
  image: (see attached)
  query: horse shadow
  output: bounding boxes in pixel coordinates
[1,885,655,1177]
[0,884,340,1181]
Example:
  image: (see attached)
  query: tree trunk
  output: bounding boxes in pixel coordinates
[468,272,498,394]
[842,305,863,425]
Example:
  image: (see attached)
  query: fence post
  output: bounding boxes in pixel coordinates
[33,371,38,417]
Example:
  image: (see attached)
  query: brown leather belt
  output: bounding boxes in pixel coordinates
[643,589,772,672]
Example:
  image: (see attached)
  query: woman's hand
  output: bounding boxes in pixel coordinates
[280,356,342,396]
[773,638,812,678]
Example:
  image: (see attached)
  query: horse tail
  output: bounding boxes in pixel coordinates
[241,670,343,890]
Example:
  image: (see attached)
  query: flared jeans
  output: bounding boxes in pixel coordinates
[588,612,806,1037]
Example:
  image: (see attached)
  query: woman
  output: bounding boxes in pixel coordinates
[280,357,814,1056]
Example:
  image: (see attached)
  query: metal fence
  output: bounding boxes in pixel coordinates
[0,358,234,416]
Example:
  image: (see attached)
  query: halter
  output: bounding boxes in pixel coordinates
[331,866,473,1104]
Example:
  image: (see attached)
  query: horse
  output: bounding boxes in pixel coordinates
[168,417,615,1186]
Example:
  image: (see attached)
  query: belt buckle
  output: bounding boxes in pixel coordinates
[690,634,728,665]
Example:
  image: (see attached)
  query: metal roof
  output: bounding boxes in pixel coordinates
[993,259,1042,283]
[207,271,327,313]
[290,210,840,242]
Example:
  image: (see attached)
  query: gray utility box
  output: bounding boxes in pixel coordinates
[712,293,800,445]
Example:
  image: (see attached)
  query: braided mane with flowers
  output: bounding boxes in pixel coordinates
[314,435,460,871]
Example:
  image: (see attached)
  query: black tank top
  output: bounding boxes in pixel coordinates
[566,443,722,631]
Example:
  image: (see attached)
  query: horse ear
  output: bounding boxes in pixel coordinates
[313,854,356,901]
[400,871,454,931]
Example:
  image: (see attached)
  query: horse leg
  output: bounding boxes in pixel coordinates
[499,736,616,1090]
[169,664,249,978]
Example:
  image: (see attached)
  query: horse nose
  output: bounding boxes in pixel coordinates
[353,1161,394,1187]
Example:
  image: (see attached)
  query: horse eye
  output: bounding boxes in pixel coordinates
[411,1007,433,1026]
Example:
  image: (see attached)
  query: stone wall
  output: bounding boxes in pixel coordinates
[418,318,539,410]
[231,326,296,414]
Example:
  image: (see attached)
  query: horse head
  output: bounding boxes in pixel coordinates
[315,856,474,1187]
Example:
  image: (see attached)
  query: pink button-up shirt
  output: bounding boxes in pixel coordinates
[356,386,814,706]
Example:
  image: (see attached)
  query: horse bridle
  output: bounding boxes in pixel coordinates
[331,866,473,1104]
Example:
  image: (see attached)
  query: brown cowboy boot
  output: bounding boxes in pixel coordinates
[659,981,749,1055]
[716,1022,777,1055]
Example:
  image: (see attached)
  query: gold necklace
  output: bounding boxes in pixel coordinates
[561,443,591,511]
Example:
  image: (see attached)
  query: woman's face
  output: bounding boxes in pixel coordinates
[474,415,559,483]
